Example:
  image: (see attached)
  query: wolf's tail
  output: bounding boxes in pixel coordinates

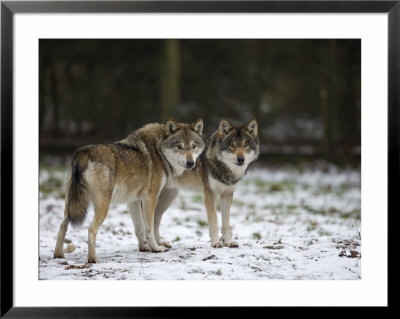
[67,150,90,226]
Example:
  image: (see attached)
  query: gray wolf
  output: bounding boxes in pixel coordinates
[53,118,204,263]
[133,118,259,249]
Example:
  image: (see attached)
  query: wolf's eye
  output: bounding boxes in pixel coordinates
[176,144,182,150]
[244,142,249,148]
[229,142,235,148]
[192,144,197,149]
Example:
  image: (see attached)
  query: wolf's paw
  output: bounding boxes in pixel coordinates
[88,256,99,264]
[53,252,65,259]
[157,236,172,248]
[159,240,172,248]
[212,241,223,248]
[138,242,151,252]
[151,245,167,253]
[64,243,76,253]
[222,238,239,248]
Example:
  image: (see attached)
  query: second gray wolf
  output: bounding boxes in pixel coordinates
[53,118,204,263]
[133,118,259,249]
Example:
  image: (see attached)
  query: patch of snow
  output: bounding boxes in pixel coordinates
[39,165,361,280]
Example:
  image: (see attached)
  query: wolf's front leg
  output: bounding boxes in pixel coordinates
[128,201,150,252]
[154,187,178,248]
[220,193,238,247]
[142,195,167,252]
[204,190,222,248]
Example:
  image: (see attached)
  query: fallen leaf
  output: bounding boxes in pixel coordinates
[65,263,91,270]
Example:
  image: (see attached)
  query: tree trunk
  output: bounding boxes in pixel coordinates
[321,39,338,157]
[253,40,266,141]
[50,59,60,136]
[160,39,180,122]
[39,57,46,134]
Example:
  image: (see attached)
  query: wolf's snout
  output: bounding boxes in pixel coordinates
[237,157,245,165]
[186,160,195,168]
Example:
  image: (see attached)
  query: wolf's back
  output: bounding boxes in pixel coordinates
[67,149,90,226]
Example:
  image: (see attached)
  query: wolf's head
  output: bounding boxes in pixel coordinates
[161,118,205,172]
[215,118,260,170]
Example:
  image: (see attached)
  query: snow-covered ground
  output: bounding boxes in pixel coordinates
[39,162,361,280]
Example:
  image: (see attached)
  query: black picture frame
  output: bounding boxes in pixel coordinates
[1,0,395,317]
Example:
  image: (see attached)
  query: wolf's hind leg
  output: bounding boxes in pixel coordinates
[128,200,150,251]
[54,205,70,259]
[220,193,238,247]
[154,187,178,248]
[88,195,112,263]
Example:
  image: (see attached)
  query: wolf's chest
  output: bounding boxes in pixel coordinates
[208,176,238,195]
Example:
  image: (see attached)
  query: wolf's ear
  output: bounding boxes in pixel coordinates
[166,118,178,135]
[244,119,258,137]
[219,118,233,135]
[191,119,203,136]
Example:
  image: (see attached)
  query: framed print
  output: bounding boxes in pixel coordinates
[1,0,396,317]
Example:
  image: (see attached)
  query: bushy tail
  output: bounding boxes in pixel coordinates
[67,150,89,226]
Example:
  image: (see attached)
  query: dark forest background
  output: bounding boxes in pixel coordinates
[39,39,361,164]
